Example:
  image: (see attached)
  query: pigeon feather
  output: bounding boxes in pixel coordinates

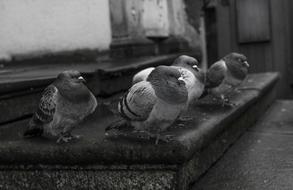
[205,60,227,88]
[24,85,58,137]
[132,67,155,85]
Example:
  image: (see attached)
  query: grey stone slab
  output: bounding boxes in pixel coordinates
[0,54,182,95]
[0,165,177,190]
[0,170,57,190]
[0,73,279,189]
[0,90,41,124]
[249,100,293,134]
[192,100,293,190]
[0,73,279,166]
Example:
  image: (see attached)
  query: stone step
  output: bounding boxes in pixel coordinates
[0,72,279,190]
[192,100,293,190]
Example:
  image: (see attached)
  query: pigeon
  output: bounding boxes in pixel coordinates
[133,55,204,108]
[204,52,249,106]
[171,55,205,107]
[106,65,188,144]
[23,70,97,143]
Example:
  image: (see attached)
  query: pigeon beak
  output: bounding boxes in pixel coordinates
[178,76,184,81]
[243,61,249,68]
[178,76,185,85]
[192,65,199,71]
[78,76,86,83]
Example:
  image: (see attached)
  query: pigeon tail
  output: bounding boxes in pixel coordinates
[198,88,209,99]
[105,119,128,132]
[23,126,44,138]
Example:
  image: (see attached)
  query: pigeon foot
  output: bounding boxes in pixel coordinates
[155,134,175,145]
[57,133,81,144]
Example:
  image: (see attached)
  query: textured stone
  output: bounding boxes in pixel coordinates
[192,100,293,190]
[0,73,279,189]
[0,89,41,124]
[0,165,176,190]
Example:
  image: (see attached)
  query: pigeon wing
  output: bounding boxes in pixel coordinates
[132,67,155,85]
[36,85,58,123]
[24,85,58,137]
[118,81,156,121]
[206,60,227,88]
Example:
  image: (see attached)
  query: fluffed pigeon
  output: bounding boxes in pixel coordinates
[23,70,97,143]
[133,55,204,108]
[204,52,249,106]
[106,65,188,144]
[171,55,205,107]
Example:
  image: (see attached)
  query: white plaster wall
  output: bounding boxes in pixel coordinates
[169,0,201,49]
[0,0,111,60]
[142,0,169,38]
[168,0,186,36]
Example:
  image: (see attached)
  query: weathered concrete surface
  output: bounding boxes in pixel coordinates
[0,166,177,190]
[0,73,279,189]
[192,100,293,190]
[176,73,279,190]
[0,53,184,95]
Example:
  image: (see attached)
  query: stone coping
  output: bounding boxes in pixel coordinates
[0,73,279,166]
[0,53,187,96]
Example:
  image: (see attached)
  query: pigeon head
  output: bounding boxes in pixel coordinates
[57,70,86,84]
[172,55,199,72]
[147,66,188,104]
[223,52,249,68]
[223,52,249,80]
[55,70,91,101]
[148,65,185,86]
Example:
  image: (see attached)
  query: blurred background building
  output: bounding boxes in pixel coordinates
[0,0,292,98]
[0,0,203,61]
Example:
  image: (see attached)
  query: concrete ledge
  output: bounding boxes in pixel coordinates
[0,73,279,189]
[92,53,188,96]
[0,53,186,95]
[110,36,192,59]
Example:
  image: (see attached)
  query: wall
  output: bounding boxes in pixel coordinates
[169,0,202,50]
[0,0,111,61]
[0,0,204,63]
